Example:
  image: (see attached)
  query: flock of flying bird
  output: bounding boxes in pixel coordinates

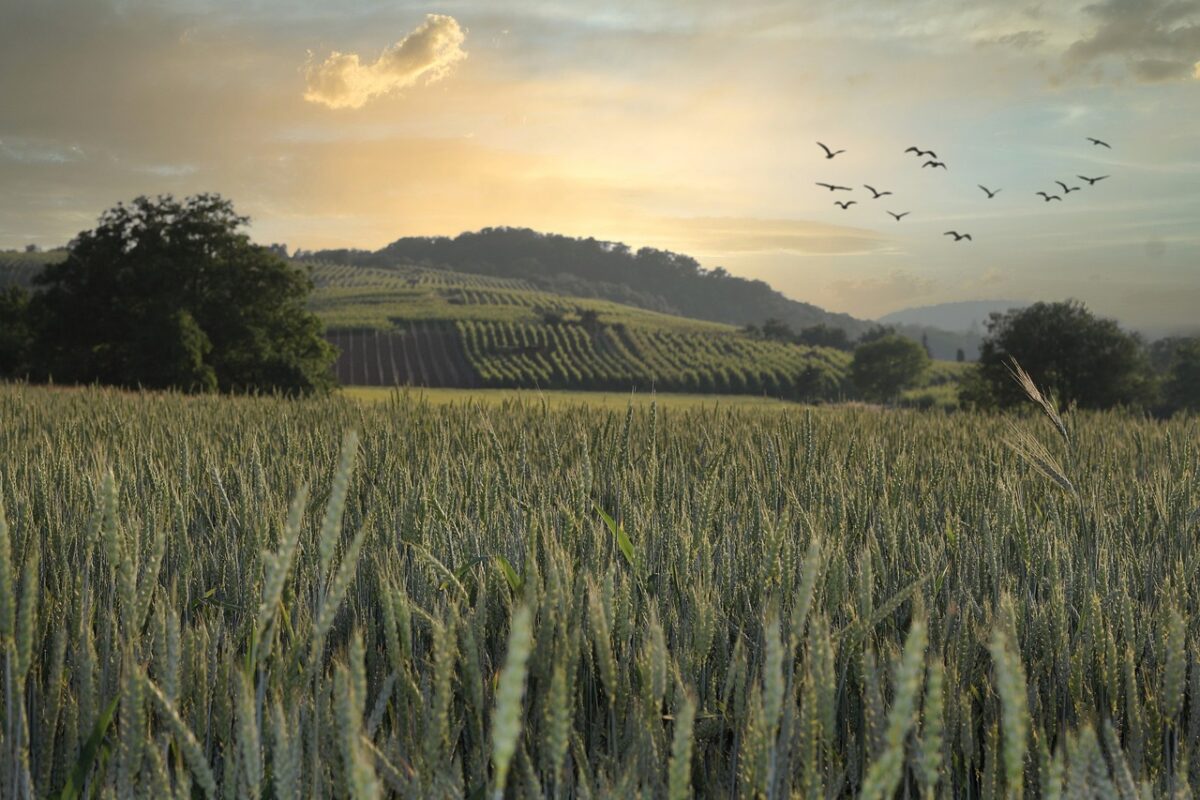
[813,138,1113,242]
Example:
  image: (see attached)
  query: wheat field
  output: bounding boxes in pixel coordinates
[0,384,1196,798]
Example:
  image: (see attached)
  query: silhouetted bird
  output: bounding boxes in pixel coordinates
[887,211,910,221]
[923,161,948,170]
[905,147,937,158]
[1055,180,1081,194]
[817,142,846,159]
[864,184,892,198]
[834,201,857,209]
[1087,137,1111,149]
[1078,175,1109,186]
[816,182,853,192]
[1035,192,1063,202]
[943,231,972,241]
[978,185,1001,198]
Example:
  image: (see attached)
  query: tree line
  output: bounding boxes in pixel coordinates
[742,303,1198,413]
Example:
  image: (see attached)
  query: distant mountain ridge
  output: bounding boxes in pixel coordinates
[880,300,1028,334]
[304,227,980,359]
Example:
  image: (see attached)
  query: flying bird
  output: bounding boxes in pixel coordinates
[943,231,972,242]
[887,211,910,221]
[922,160,948,170]
[1086,137,1111,149]
[834,201,857,209]
[1055,180,1081,194]
[1035,192,1063,202]
[864,184,893,198]
[905,147,937,158]
[817,142,846,159]
[1078,174,1109,186]
[816,182,853,192]
[978,185,1001,198]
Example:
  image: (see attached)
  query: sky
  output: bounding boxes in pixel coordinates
[1,0,1198,327]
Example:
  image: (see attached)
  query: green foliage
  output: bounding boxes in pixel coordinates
[797,323,854,351]
[965,300,1154,410]
[28,194,335,394]
[0,285,33,378]
[851,333,931,402]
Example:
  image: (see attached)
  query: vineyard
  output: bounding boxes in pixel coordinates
[308,261,858,398]
[456,319,850,396]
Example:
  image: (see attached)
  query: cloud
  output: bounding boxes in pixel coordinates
[977,30,1047,50]
[827,269,935,317]
[644,217,887,256]
[304,14,467,109]
[1064,0,1200,83]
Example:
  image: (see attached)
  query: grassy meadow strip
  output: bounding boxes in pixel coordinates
[0,383,1196,797]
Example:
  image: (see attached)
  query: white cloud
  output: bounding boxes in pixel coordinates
[304,14,467,109]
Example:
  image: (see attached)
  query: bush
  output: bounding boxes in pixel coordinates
[851,334,930,402]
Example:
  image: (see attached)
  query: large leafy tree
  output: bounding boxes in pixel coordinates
[30,194,335,394]
[851,334,930,402]
[0,286,33,378]
[965,300,1153,410]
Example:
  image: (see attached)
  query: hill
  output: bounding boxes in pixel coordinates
[307,261,854,399]
[306,228,983,360]
[880,300,1027,334]
[307,228,884,329]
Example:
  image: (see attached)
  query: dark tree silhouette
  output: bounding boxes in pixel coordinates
[962,300,1154,410]
[796,324,853,351]
[29,194,335,394]
[0,286,32,378]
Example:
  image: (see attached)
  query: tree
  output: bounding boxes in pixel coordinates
[29,194,335,394]
[856,325,895,345]
[963,300,1153,410]
[851,334,930,402]
[956,348,966,363]
[0,286,33,378]
[760,318,794,342]
[1162,338,1200,413]
[796,324,852,351]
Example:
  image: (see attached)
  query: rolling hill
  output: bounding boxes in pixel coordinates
[303,227,982,359]
[307,261,855,398]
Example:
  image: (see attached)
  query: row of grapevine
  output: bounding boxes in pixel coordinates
[326,323,478,387]
[451,320,850,398]
[306,261,537,293]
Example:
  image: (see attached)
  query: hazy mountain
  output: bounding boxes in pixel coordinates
[880,300,1028,335]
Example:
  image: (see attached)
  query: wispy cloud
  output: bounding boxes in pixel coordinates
[304,14,468,109]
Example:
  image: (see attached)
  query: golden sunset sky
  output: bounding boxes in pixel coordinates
[1,0,1198,325]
